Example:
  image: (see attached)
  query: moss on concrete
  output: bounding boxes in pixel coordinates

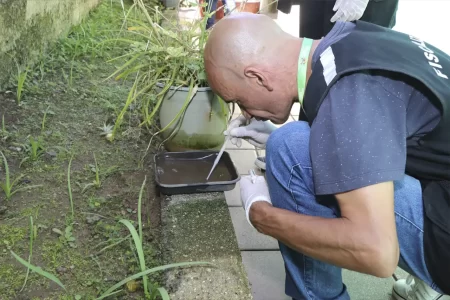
[0,0,100,89]
[162,193,252,299]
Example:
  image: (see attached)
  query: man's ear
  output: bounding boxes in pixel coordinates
[244,67,273,91]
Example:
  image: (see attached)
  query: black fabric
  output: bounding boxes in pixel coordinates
[293,0,399,39]
[423,181,450,294]
[302,20,450,293]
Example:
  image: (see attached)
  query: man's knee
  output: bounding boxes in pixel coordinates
[266,121,311,163]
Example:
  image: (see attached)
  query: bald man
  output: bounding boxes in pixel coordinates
[204,13,450,300]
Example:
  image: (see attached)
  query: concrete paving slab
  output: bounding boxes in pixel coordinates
[161,193,252,300]
[227,149,257,175]
[225,182,242,207]
[229,207,279,250]
[241,251,290,300]
[343,269,394,300]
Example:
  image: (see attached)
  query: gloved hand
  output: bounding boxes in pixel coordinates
[240,174,272,227]
[330,0,370,23]
[224,115,277,149]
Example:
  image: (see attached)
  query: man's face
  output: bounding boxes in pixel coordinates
[207,68,293,124]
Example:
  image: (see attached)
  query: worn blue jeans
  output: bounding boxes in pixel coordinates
[265,121,443,299]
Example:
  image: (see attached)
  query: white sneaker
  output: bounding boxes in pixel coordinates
[392,275,450,300]
[254,156,266,170]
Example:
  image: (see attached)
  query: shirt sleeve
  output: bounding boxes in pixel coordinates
[310,71,408,195]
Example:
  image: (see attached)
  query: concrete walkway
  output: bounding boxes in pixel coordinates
[222,1,450,297]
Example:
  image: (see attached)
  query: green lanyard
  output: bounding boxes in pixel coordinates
[297,38,313,105]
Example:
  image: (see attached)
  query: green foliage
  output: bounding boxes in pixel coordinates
[107,0,216,139]
[0,151,42,200]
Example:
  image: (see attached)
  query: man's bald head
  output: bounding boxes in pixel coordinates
[204,13,301,124]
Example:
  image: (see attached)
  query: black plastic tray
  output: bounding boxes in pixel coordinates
[154,151,240,195]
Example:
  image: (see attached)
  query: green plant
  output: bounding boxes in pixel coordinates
[0,151,42,200]
[97,176,213,299]
[82,153,102,193]
[106,0,218,141]
[16,68,28,104]
[20,216,35,292]
[10,250,66,291]
[19,136,45,166]
[10,176,213,299]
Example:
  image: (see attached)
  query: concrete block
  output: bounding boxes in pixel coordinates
[227,150,257,175]
[228,207,279,250]
[162,193,252,300]
[343,269,394,300]
[241,251,290,300]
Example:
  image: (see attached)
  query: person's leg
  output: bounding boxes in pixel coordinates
[359,0,399,29]
[205,0,218,29]
[265,121,349,299]
[265,121,442,299]
[299,0,326,38]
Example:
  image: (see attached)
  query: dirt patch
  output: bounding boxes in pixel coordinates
[0,2,165,299]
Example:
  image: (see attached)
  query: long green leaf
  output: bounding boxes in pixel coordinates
[10,251,66,290]
[158,287,170,300]
[118,219,148,295]
[138,176,146,243]
[20,216,34,292]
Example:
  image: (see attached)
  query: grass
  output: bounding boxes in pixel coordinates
[9,177,213,299]
[0,151,42,200]
[0,1,215,298]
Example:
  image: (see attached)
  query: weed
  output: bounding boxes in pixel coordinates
[0,151,42,200]
[10,250,66,291]
[19,136,45,166]
[16,68,28,104]
[82,153,101,193]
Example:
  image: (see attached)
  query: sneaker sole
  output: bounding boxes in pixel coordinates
[391,288,407,300]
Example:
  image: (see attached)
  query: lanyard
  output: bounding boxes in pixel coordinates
[297,38,314,105]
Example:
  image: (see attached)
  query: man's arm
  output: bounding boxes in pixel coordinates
[250,71,410,277]
[250,181,399,277]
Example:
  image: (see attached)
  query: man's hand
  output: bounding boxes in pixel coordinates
[240,174,272,227]
[330,0,370,22]
[224,116,277,148]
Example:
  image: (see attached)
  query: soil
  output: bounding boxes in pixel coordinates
[0,2,165,299]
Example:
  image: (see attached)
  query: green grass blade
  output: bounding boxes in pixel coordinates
[118,219,148,295]
[68,155,74,220]
[98,261,213,298]
[10,250,66,290]
[20,216,34,292]
[0,151,11,194]
[138,176,146,242]
[10,185,43,197]
[158,287,170,300]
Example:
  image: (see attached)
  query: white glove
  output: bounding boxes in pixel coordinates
[240,174,272,227]
[224,116,277,149]
[224,115,247,148]
[330,0,370,23]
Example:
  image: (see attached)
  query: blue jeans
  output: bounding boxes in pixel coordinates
[265,121,443,299]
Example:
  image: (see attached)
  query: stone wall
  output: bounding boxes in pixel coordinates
[0,0,101,89]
